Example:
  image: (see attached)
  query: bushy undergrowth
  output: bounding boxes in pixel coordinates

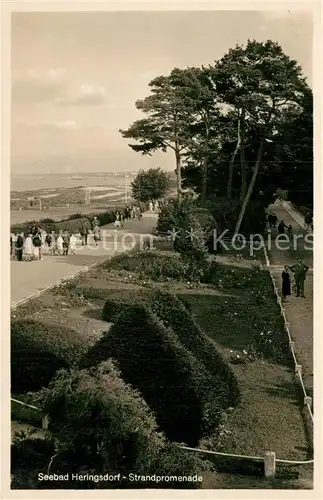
[203,261,271,290]
[11,319,91,393]
[12,362,211,489]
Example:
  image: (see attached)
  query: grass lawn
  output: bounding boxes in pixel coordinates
[183,292,310,461]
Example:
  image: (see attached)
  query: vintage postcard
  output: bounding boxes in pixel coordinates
[1,1,321,498]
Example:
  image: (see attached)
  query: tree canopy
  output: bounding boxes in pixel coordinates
[120,38,312,233]
[131,167,171,202]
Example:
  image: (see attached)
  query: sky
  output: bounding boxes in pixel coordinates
[11,9,313,174]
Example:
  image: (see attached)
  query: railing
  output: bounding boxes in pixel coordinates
[262,245,313,423]
[11,397,313,478]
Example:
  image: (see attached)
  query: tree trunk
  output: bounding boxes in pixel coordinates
[239,110,246,201]
[234,140,265,235]
[175,149,182,201]
[227,113,241,200]
[201,159,208,201]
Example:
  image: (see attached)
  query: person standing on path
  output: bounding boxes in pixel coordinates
[15,233,24,262]
[69,233,77,255]
[62,230,70,256]
[93,225,100,246]
[56,232,64,256]
[281,265,292,302]
[304,213,313,231]
[278,220,288,234]
[81,220,90,245]
[24,234,33,262]
[289,257,309,298]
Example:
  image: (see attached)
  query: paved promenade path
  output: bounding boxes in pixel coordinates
[269,201,313,396]
[11,212,158,307]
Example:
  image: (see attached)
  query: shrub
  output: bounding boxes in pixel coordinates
[147,291,240,409]
[156,198,195,235]
[100,290,239,435]
[83,306,209,445]
[11,319,92,393]
[101,289,151,322]
[137,254,191,281]
[157,200,213,262]
[203,263,272,290]
[12,362,210,489]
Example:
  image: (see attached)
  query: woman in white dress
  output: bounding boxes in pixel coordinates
[69,233,77,255]
[24,234,33,262]
[56,233,64,255]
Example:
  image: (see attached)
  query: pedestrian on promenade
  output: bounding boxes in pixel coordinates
[57,233,64,255]
[81,220,90,245]
[93,225,100,246]
[11,233,17,259]
[114,212,121,228]
[62,230,70,256]
[120,211,124,228]
[281,265,292,302]
[304,213,312,231]
[15,233,24,262]
[45,232,52,253]
[278,220,288,234]
[40,229,46,259]
[69,233,77,255]
[32,231,41,260]
[287,224,293,238]
[289,257,309,298]
[92,216,100,228]
[49,231,56,255]
[24,234,33,262]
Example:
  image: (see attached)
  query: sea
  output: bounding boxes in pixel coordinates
[11,172,137,192]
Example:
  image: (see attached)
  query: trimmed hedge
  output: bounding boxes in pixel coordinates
[101,289,239,406]
[99,290,240,435]
[11,319,92,393]
[83,305,210,445]
[146,291,240,408]
[10,205,128,235]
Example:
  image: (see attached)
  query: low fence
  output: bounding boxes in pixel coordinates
[11,396,313,479]
[263,245,313,424]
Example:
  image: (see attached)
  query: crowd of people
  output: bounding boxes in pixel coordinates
[113,204,143,228]
[267,210,313,234]
[266,209,311,300]
[10,216,102,262]
[10,204,148,262]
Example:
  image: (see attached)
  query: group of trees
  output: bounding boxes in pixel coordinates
[120,40,313,231]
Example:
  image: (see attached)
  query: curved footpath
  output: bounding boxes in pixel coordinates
[268,201,313,396]
[11,212,158,307]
